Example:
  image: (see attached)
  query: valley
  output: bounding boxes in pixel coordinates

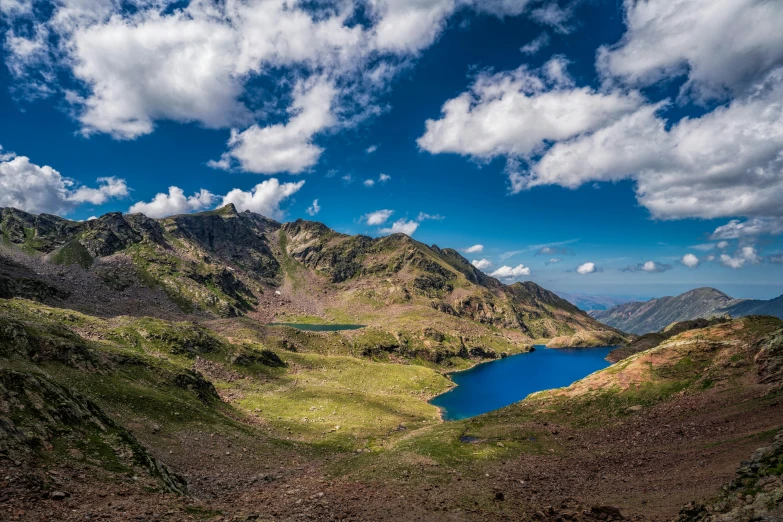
[0,206,782,521]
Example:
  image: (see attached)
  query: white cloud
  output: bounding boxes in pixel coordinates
[681,253,700,268]
[379,218,419,236]
[363,179,376,187]
[545,257,561,265]
[128,187,216,218]
[576,262,596,275]
[417,212,444,221]
[378,173,391,183]
[306,199,321,216]
[711,218,783,239]
[720,246,761,269]
[598,0,783,101]
[464,244,484,253]
[716,241,729,250]
[3,0,542,174]
[0,148,128,215]
[341,174,354,184]
[513,68,783,220]
[222,179,305,219]
[366,145,378,154]
[490,264,531,279]
[210,77,336,174]
[622,260,672,273]
[363,209,394,226]
[471,259,492,270]
[520,32,549,55]
[417,58,644,160]
[530,4,572,34]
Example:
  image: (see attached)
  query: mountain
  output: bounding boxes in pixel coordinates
[0,205,623,362]
[591,287,783,335]
[721,293,783,319]
[4,205,783,521]
[555,291,644,311]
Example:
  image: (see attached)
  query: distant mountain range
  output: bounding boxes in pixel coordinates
[590,287,783,335]
[556,292,645,311]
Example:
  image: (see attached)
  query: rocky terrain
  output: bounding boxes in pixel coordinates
[590,287,783,335]
[0,205,623,362]
[1,206,782,521]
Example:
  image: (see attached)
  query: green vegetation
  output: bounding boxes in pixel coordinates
[50,240,94,269]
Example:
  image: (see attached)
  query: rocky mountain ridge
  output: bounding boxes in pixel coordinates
[590,287,783,335]
[1,205,624,364]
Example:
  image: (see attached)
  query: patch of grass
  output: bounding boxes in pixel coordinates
[50,239,94,269]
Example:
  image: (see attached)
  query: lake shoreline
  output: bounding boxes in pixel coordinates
[427,345,617,423]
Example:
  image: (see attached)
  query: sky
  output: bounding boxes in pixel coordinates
[1,0,782,300]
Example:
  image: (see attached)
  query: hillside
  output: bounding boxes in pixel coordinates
[1,294,780,520]
[0,205,624,363]
[588,287,766,334]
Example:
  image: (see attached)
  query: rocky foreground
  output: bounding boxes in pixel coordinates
[0,292,781,521]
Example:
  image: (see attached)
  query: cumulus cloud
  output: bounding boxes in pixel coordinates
[711,218,783,239]
[418,58,644,161]
[210,77,336,174]
[597,0,783,102]
[622,260,672,273]
[472,259,492,270]
[463,244,484,253]
[418,3,783,225]
[545,258,562,266]
[716,241,729,250]
[363,209,394,226]
[128,187,215,218]
[379,218,419,236]
[490,264,531,279]
[366,145,378,154]
[720,246,761,269]
[0,148,128,214]
[575,262,597,275]
[378,173,391,183]
[769,254,783,264]
[681,254,700,268]
[520,33,549,55]
[128,179,304,220]
[306,199,321,216]
[3,0,542,173]
[510,68,783,220]
[221,179,305,219]
[363,179,375,187]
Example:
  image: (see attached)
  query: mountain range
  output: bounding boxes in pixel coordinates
[0,204,623,358]
[2,205,783,520]
[590,287,783,335]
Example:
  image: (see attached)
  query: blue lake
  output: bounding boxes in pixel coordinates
[430,345,615,421]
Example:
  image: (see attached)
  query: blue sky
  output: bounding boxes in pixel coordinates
[1,0,782,299]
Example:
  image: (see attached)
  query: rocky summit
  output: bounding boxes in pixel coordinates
[1,206,783,521]
[590,287,783,335]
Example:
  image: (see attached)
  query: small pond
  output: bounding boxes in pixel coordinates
[430,345,615,421]
[268,323,366,332]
